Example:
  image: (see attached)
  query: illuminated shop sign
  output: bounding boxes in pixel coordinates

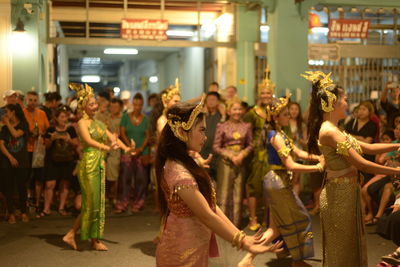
[121,19,168,40]
[328,19,370,39]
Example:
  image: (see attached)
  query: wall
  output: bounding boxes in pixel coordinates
[0,0,12,106]
[158,47,204,101]
[11,0,48,95]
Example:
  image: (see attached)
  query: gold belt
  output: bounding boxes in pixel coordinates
[325,176,358,184]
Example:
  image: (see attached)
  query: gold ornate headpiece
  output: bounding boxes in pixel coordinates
[301,71,336,112]
[258,66,276,94]
[167,95,206,142]
[265,93,291,122]
[161,78,181,107]
[69,83,94,111]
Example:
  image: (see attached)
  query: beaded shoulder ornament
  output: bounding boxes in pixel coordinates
[265,92,291,122]
[336,131,363,156]
[161,78,181,107]
[69,83,94,114]
[277,130,294,158]
[301,71,336,112]
[167,95,205,142]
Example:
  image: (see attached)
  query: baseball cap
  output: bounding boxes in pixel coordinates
[3,89,17,98]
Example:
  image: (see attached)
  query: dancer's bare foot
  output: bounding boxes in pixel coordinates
[63,232,78,250]
[237,253,254,267]
[92,241,108,251]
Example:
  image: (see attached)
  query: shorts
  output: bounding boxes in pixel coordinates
[44,160,76,181]
[106,150,120,182]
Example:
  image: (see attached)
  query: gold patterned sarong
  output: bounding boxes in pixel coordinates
[320,176,367,267]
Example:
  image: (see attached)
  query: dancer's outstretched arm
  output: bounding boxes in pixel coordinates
[271,134,323,173]
[178,187,282,254]
[320,129,400,175]
[357,141,400,155]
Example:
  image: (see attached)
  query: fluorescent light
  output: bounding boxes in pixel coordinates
[149,76,158,83]
[81,75,101,83]
[104,48,138,55]
[82,57,101,64]
[311,27,329,34]
[260,25,270,32]
[166,30,195,37]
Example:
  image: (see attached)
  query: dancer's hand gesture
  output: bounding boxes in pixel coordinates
[243,238,284,255]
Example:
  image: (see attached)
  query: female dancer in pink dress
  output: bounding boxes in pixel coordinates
[155,98,283,266]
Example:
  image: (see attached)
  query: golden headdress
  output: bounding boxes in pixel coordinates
[161,78,181,107]
[258,66,276,94]
[301,71,336,112]
[167,95,205,142]
[265,93,291,122]
[69,83,94,111]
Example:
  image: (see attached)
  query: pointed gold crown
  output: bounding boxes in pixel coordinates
[162,78,181,107]
[69,83,94,111]
[301,71,337,112]
[258,66,276,93]
[266,92,291,122]
[167,94,205,142]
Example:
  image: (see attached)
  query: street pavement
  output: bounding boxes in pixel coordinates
[0,204,396,267]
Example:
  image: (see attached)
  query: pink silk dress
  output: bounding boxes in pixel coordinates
[156,160,219,267]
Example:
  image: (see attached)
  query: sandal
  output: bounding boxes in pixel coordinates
[382,251,400,265]
[40,210,52,217]
[365,217,379,226]
[58,209,69,216]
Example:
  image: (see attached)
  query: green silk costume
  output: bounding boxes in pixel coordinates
[78,119,108,240]
[243,106,268,198]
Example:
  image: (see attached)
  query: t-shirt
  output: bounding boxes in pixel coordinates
[381,100,399,129]
[44,126,77,145]
[345,118,377,162]
[0,122,30,168]
[200,111,222,170]
[120,113,149,155]
[44,125,78,162]
[23,108,50,152]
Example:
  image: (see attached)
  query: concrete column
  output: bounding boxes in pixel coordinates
[236,4,258,104]
[266,0,309,107]
[0,0,12,106]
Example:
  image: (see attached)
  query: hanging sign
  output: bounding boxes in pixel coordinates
[121,19,168,40]
[328,19,370,39]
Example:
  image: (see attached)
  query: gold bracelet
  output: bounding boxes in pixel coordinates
[232,231,245,249]
[231,231,240,247]
[237,232,246,250]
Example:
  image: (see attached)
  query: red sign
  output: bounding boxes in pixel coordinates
[121,19,168,40]
[328,19,370,39]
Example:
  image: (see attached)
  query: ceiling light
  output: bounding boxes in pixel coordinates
[166,30,195,37]
[82,57,101,64]
[104,48,138,55]
[149,76,158,83]
[81,75,101,83]
[113,87,121,94]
